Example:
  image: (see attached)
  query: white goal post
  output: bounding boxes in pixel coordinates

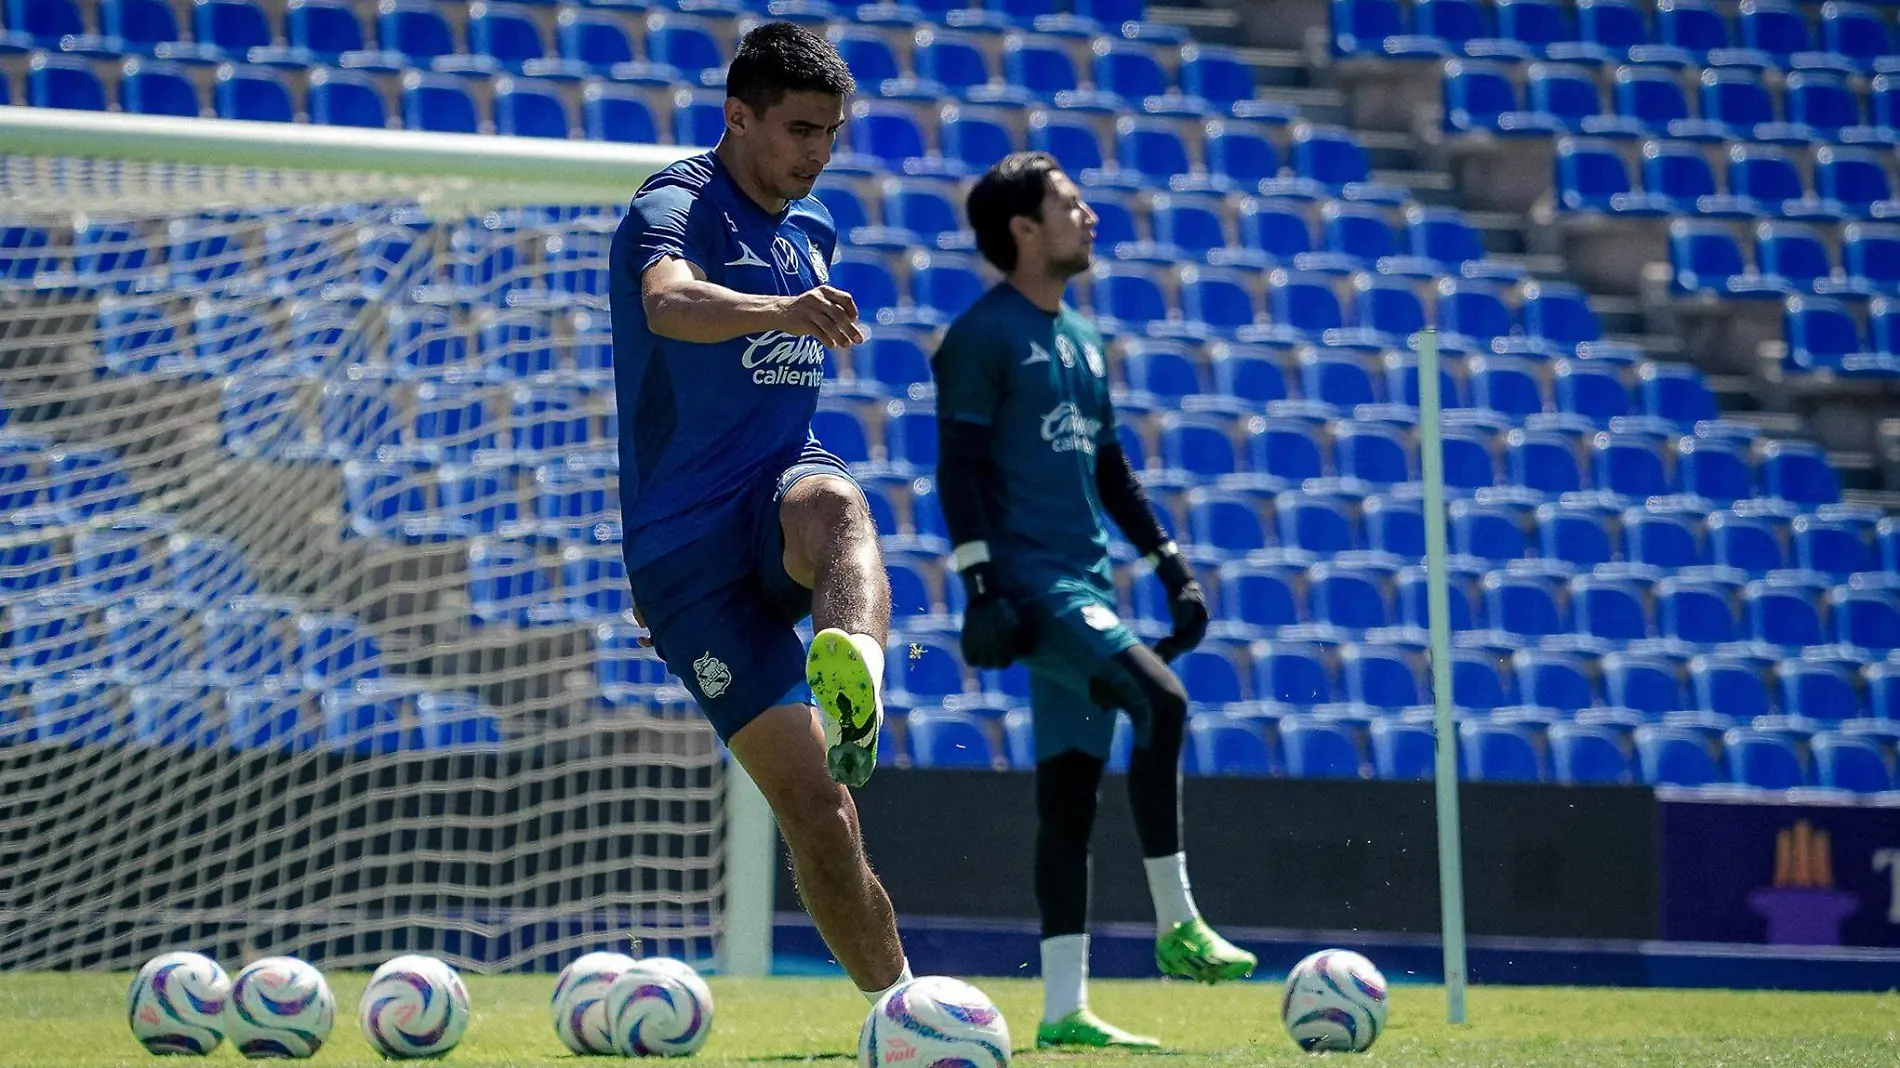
[0,106,779,977]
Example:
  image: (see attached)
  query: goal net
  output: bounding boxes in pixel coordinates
[0,112,747,974]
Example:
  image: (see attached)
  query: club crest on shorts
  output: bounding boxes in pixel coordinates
[1080,603,1120,632]
[694,652,732,698]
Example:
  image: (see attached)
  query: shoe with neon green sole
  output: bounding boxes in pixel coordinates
[805,628,881,787]
[1156,918,1257,984]
[1035,1009,1161,1049]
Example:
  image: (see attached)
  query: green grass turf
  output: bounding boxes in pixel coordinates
[4,972,1897,1067]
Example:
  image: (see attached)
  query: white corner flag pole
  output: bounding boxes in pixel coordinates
[721,759,775,977]
[1415,328,1470,1024]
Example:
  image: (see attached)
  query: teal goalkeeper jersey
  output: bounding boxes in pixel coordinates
[931,283,1118,591]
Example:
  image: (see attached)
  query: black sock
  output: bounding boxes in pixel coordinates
[1104,646,1189,858]
[1035,749,1105,939]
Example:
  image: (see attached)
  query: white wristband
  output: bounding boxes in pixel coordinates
[951,540,992,572]
[1141,540,1181,569]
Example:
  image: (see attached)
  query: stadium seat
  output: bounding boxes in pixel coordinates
[1176,647,1246,706]
[1187,490,1268,554]
[1515,649,1595,711]
[1708,511,1786,575]
[1444,59,1564,136]
[1220,563,1300,630]
[1461,721,1546,782]
[1785,71,1863,142]
[1095,41,1189,116]
[1760,440,1840,506]
[1417,0,1533,59]
[1253,642,1333,706]
[1452,648,1511,710]
[1091,263,1170,335]
[1511,430,1587,498]
[1334,420,1411,487]
[1728,144,1841,221]
[309,68,387,129]
[120,58,201,117]
[1816,146,1900,219]
[1599,651,1678,716]
[1726,728,1807,789]
[1280,716,1364,779]
[1309,563,1389,631]
[1743,581,1825,650]
[1369,718,1437,780]
[830,252,900,323]
[1160,413,1240,480]
[1285,125,1407,204]
[1186,713,1276,776]
[1812,731,1894,792]
[1658,576,1738,646]
[645,14,728,86]
[1469,355,1544,422]
[1400,206,1524,283]
[402,73,480,135]
[1485,570,1566,638]
[1182,43,1278,119]
[1451,501,1526,566]
[215,65,295,122]
[893,639,968,701]
[1592,432,1672,499]
[1150,194,1230,264]
[907,709,997,769]
[1333,0,1452,58]
[227,686,315,752]
[102,0,187,55]
[1551,723,1637,784]
[1180,266,1264,338]
[1626,509,1706,571]
[1779,659,1858,720]
[1690,654,1771,719]
[1397,565,1478,634]
[1669,220,1786,297]
[1275,492,1356,555]
[1538,503,1614,570]
[1342,644,1425,710]
[1345,274,1428,350]
[1204,120,1281,193]
[1556,137,1670,215]
[1644,140,1753,219]
[1635,724,1723,787]
[1830,588,1900,651]
[1574,574,1652,644]
[1435,277,1515,353]
[1757,221,1860,296]
[1004,33,1095,105]
[28,55,107,111]
[378,0,465,67]
[1795,514,1873,578]
[495,78,571,139]
[1530,61,1643,137]
[1701,68,1809,145]
[557,10,634,73]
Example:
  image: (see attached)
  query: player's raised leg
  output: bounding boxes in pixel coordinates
[725,700,908,996]
[780,474,891,787]
[1107,643,1258,984]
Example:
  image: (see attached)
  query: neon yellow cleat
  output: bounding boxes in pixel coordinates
[1155,918,1257,984]
[806,628,880,787]
[1035,1009,1162,1049]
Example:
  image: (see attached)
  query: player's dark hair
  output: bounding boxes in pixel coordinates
[967,152,1061,273]
[725,22,856,115]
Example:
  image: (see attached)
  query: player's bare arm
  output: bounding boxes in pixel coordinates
[641,256,866,349]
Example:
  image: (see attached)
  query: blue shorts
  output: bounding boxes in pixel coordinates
[626,444,858,741]
[1016,574,1142,763]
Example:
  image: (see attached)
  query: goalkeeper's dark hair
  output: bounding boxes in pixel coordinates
[967,151,1061,273]
[725,22,857,115]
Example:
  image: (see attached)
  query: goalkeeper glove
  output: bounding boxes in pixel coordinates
[958,559,1027,670]
[1150,545,1209,663]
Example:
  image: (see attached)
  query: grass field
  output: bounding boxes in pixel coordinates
[5,972,1898,1067]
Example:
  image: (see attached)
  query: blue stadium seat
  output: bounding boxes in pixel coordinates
[1669,220,1786,297]
[1821,2,1894,75]
[851,102,933,174]
[1468,354,1544,422]
[1644,140,1754,218]
[813,406,872,465]
[1160,413,1240,479]
[1451,648,1511,709]
[1369,718,1437,780]
[1187,490,1268,554]
[495,78,571,138]
[1090,263,1169,335]
[28,54,107,111]
[1094,41,1181,114]
[1418,0,1532,60]
[205,599,292,679]
[1782,295,1886,374]
[342,459,430,540]
[1796,514,1872,578]
[1530,61,1644,137]
[830,252,900,322]
[297,613,383,687]
[1245,417,1326,485]
[377,0,463,66]
[287,0,371,61]
[645,14,727,86]
[1028,112,1113,183]
[1515,648,1595,710]
[1401,206,1524,283]
[309,68,387,129]
[1182,43,1276,118]
[1277,492,1357,554]
[1150,194,1229,264]
[939,104,1018,174]
[916,29,1009,103]
[1728,143,1841,221]
[1692,654,1771,718]
[1779,659,1858,720]
[1573,573,1651,643]
[1300,346,1378,407]
[1551,722,1638,783]
[1744,580,1825,649]
[1461,721,1546,782]
[1538,502,1614,570]
[46,447,135,519]
[1176,647,1246,705]
[1760,440,1840,505]
[884,404,939,473]
[558,10,634,73]
[907,709,996,769]
[1701,68,1807,144]
[1636,724,1721,785]
[1334,420,1412,486]
[215,64,295,122]
[1844,224,1900,296]
[1785,71,1863,141]
[1220,562,1300,630]
[102,0,186,56]
[1523,279,1632,358]
[1603,651,1680,715]
[1556,136,1671,215]
[227,685,315,752]
[1678,436,1755,506]
[1626,509,1706,571]
[1180,266,1263,338]
[11,0,87,45]
[1485,570,1566,639]
[467,540,565,627]
[1253,641,1333,706]
[1004,33,1089,103]
[437,462,520,535]
[1186,713,1276,776]
[1398,566,1479,634]
[894,639,969,700]
[1204,120,1281,193]
[530,462,616,543]
[1309,562,1389,631]
[402,73,480,135]
[1444,59,1562,136]
[1726,727,1807,789]
[120,58,201,117]
[909,252,985,325]
[1757,221,1858,295]
[511,386,591,454]
[1285,125,1406,203]
[1211,344,1290,406]
[1368,496,1427,558]
[1345,274,1427,350]
[1435,277,1515,352]
[1121,341,1205,405]
[1831,588,1900,651]
[858,329,933,396]
[169,532,259,607]
[1592,432,1671,499]
[1332,0,1453,58]
[1812,731,1894,792]
[1510,430,1585,499]
[196,0,274,56]
[1710,511,1787,574]
[1659,576,1738,646]
[1280,716,1363,778]
[1234,199,1315,267]
[1341,644,1424,709]
[1657,0,1748,63]
[1816,145,1900,219]
[1450,500,1526,568]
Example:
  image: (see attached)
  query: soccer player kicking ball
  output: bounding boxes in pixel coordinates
[931,152,1258,1049]
[609,23,912,1003]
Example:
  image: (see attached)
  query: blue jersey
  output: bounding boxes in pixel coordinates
[609,152,839,568]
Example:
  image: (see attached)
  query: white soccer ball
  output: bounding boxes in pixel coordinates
[128,951,232,1055]
[550,951,639,1055]
[358,954,470,1059]
[225,956,335,1059]
[604,957,714,1057]
[1280,949,1389,1053]
[858,976,1011,1068]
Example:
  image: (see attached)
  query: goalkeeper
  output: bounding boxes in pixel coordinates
[930,152,1257,1050]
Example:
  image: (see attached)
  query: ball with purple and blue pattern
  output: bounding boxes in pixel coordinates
[549,951,639,1055]
[358,954,470,1059]
[224,956,335,1059]
[858,976,1011,1068]
[1280,949,1388,1053]
[604,958,713,1057]
[127,951,232,1055]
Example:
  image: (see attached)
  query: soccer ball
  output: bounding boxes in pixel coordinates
[358,954,471,1058]
[1280,949,1388,1053]
[550,951,639,1055]
[604,957,714,1057]
[858,976,1010,1068]
[225,956,335,1059]
[127,951,231,1055]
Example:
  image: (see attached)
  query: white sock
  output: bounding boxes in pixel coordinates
[846,632,886,715]
[1040,934,1089,1023]
[1144,853,1200,935]
[862,958,913,1004]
